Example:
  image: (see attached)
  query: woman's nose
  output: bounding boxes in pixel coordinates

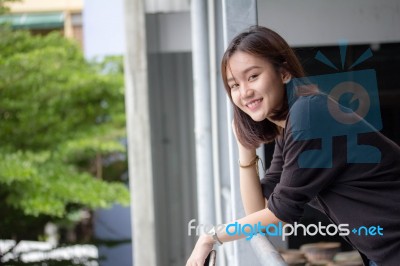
[240,84,253,98]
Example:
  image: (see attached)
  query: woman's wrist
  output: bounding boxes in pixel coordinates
[238,146,257,164]
[200,234,215,246]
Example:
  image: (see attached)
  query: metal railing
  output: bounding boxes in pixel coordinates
[250,235,287,266]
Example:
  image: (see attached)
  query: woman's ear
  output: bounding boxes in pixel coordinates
[280,63,292,84]
[281,68,292,84]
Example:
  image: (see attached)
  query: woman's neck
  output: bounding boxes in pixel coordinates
[269,118,286,129]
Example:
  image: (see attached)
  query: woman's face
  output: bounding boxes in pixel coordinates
[226,51,290,122]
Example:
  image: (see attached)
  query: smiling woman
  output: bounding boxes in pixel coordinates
[221,27,305,149]
[227,52,288,122]
[186,26,400,266]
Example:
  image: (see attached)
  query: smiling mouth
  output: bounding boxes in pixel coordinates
[246,99,262,109]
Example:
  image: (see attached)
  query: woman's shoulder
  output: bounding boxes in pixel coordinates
[286,93,328,133]
[285,92,386,148]
[289,93,327,113]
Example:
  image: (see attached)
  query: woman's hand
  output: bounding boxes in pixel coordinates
[232,119,253,149]
[232,119,257,155]
[186,235,214,266]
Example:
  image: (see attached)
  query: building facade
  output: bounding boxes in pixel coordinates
[1,0,83,46]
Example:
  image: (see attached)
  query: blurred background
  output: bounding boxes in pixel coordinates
[0,0,399,266]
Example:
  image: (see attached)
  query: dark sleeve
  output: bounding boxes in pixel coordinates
[260,138,283,199]
[267,96,343,223]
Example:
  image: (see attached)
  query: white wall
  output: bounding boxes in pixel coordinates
[258,0,400,46]
[145,0,190,13]
[146,12,192,53]
[83,0,400,56]
[83,0,126,58]
[83,2,191,57]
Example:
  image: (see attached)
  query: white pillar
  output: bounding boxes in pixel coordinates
[191,0,216,226]
[123,0,157,265]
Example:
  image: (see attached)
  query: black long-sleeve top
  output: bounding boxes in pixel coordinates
[260,94,400,266]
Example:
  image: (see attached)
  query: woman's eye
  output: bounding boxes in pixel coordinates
[248,74,258,81]
[231,83,239,90]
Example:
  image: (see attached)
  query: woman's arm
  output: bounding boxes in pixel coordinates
[186,122,283,265]
[186,208,282,266]
[233,120,267,214]
[238,143,267,214]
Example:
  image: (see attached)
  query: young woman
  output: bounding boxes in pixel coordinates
[186,26,400,266]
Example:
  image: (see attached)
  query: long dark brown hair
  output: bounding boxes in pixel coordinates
[221,26,305,149]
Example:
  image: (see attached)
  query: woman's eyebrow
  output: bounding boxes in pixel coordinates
[243,65,262,74]
[227,65,262,83]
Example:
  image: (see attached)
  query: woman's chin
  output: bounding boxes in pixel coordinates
[250,114,266,122]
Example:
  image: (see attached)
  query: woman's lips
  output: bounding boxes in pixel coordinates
[246,98,263,111]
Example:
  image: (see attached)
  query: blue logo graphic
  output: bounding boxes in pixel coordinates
[352,225,383,236]
[286,44,382,168]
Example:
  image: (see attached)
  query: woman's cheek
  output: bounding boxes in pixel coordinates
[231,92,240,107]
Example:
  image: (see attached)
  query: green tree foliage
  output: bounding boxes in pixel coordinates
[0,25,130,240]
[0,0,19,15]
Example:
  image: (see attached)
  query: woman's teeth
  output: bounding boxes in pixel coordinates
[247,99,261,108]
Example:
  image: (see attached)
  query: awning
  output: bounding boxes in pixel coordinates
[0,12,64,30]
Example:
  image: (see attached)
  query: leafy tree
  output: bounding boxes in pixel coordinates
[0,25,130,241]
[0,0,19,15]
